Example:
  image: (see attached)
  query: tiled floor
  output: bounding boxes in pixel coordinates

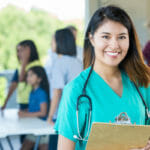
[0,135,21,150]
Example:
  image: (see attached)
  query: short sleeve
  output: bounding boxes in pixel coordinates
[44,49,58,76]
[54,78,90,144]
[54,85,78,142]
[38,89,48,104]
[11,69,19,82]
[51,62,65,89]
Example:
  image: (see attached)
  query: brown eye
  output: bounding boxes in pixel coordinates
[102,35,110,39]
[119,36,126,40]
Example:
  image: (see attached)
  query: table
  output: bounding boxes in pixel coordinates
[0,109,55,150]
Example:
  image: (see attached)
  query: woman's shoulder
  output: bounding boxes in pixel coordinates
[138,83,150,109]
[122,70,150,90]
[26,60,42,71]
[54,55,83,70]
[58,68,91,112]
[123,70,150,105]
[122,70,150,91]
[138,83,150,95]
[64,67,91,92]
[35,87,47,97]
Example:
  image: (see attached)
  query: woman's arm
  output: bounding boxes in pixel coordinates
[58,135,75,150]
[47,89,62,124]
[18,102,47,118]
[2,82,18,110]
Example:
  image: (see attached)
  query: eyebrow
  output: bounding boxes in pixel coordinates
[101,32,128,35]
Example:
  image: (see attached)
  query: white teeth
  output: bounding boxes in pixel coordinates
[106,52,118,56]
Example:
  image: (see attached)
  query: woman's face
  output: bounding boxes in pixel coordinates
[17,45,30,62]
[17,45,24,61]
[89,20,129,68]
[27,70,41,87]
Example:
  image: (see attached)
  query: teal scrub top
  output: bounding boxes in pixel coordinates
[54,67,150,150]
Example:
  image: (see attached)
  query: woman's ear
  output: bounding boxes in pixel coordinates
[89,33,95,47]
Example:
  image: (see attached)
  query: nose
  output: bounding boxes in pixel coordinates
[109,38,119,50]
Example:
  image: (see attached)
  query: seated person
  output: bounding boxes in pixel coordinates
[19,66,50,150]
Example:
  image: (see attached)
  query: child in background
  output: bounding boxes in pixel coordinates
[19,66,50,150]
[1,40,41,143]
[2,40,41,110]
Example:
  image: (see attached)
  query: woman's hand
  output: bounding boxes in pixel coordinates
[144,140,150,150]
[20,46,30,65]
[18,110,27,118]
[47,116,55,126]
[130,139,150,150]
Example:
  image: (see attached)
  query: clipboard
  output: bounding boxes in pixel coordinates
[86,122,150,150]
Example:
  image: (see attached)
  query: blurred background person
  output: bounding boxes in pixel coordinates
[1,40,41,143]
[143,21,150,66]
[66,25,83,63]
[47,28,83,150]
[2,40,41,111]
[19,66,49,150]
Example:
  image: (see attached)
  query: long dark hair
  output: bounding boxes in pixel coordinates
[28,66,50,100]
[84,5,150,87]
[17,40,39,62]
[55,28,76,56]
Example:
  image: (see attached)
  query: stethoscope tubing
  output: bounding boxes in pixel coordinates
[77,94,92,111]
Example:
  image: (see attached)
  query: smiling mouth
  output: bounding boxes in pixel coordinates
[105,51,120,56]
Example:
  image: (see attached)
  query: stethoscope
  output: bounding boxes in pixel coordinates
[73,64,150,142]
[73,65,93,141]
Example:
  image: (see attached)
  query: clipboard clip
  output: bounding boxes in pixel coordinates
[115,112,132,124]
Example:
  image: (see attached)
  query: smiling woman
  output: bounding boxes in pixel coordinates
[54,5,150,150]
[89,20,129,69]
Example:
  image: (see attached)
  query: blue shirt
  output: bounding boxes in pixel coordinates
[29,87,48,120]
[54,67,150,150]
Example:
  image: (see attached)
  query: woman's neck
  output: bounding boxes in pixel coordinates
[93,61,121,82]
[32,84,40,90]
[93,60,123,97]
